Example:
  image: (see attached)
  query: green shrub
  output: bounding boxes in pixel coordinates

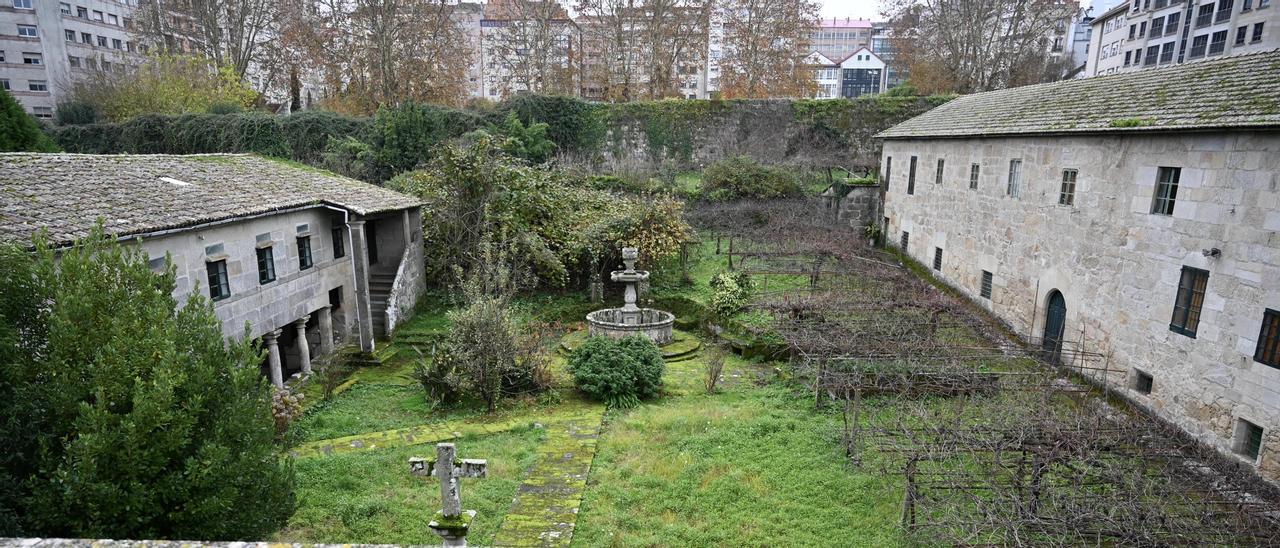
[568,335,665,408]
[495,94,604,155]
[0,227,294,539]
[709,271,753,317]
[366,101,482,181]
[0,89,58,152]
[54,100,100,125]
[701,156,802,201]
[207,102,244,114]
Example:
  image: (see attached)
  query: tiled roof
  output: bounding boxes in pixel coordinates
[877,49,1280,139]
[0,153,422,247]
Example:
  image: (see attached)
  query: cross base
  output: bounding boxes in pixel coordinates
[429,509,476,547]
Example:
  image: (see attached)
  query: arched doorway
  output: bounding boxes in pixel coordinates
[1042,290,1067,363]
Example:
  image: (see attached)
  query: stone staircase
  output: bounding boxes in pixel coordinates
[369,272,396,339]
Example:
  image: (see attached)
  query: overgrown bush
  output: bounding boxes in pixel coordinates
[68,54,257,122]
[54,100,100,125]
[494,94,604,156]
[704,345,727,394]
[0,227,294,539]
[701,155,803,201]
[709,271,753,317]
[568,335,665,408]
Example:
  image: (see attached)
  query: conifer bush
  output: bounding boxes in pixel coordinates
[0,229,294,539]
[0,89,58,152]
[568,335,665,408]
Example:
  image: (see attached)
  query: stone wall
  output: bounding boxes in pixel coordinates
[579,97,950,174]
[882,131,1280,482]
[386,208,427,335]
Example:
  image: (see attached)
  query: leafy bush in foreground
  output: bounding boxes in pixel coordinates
[568,335,665,408]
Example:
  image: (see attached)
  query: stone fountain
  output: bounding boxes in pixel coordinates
[586,247,675,345]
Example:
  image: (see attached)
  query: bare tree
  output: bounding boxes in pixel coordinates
[716,0,820,99]
[284,0,472,112]
[883,0,1080,93]
[484,0,580,98]
[133,0,278,79]
[576,0,710,101]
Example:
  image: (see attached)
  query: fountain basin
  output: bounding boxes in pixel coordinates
[586,308,675,345]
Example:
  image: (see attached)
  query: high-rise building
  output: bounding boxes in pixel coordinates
[1085,0,1278,77]
[1,0,146,119]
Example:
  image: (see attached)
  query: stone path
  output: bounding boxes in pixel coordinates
[493,404,606,547]
[291,401,598,459]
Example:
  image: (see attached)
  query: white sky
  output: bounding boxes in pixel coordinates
[819,0,884,21]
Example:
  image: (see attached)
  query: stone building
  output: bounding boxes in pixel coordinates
[876,50,1280,482]
[0,153,426,388]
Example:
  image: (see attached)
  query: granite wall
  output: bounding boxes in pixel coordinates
[882,131,1280,482]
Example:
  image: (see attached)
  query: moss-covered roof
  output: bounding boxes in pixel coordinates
[877,49,1280,139]
[0,153,421,246]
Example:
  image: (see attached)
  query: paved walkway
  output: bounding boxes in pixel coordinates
[493,404,605,547]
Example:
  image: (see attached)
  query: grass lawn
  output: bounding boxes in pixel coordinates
[573,387,904,547]
[276,425,546,545]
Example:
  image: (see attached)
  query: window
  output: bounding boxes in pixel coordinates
[1233,418,1264,461]
[969,164,980,189]
[1245,0,1253,8]
[1151,166,1180,215]
[1169,266,1208,337]
[22,51,39,64]
[907,156,917,195]
[1139,21,1147,37]
[1144,45,1159,65]
[1190,34,1209,57]
[1255,308,1280,367]
[1152,16,1165,36]
[935,158,944,185]
[980,270,993,299]
[32,106,51,118]
[1160,42,1175,63]
[257,246,276,284]
[67,55,80,68]
[332,225,346,259]
[17,25,37,38]
[65,29,75,41]
[92,10,103,22]
[1216,0,1234,22]
[1132,369,1154,394]
[1263,0,1272,10]
[60,2,72,14]
[329,287,343,311]
[1125,50,1133,65]
[884,157,892,188]
[900,231,909,250]
[1059,169,1077,205]
[97,36,107,47]
[1167,13,1180,32]
[1197,4,1214,27]
[1209,29,1228,54]
[1129,24,1137,39]
[108,14,118,25]
[933,247,943,271]
[81,32,91,44]
[1236,26,1248,45]
[12,0,32,9]
[0,79,8,91]
[76,6,86,18]
[1252,22,1265,42]
[207,260,230,301]
[1006,159,1022,197]
[298,236,313,270]
[112,38,121,50]
[28,79,46,92]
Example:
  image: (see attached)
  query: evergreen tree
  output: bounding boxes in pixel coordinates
[0,227,294,539]
[0,89,58,152]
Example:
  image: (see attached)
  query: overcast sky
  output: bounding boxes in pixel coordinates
[819,0,884,21]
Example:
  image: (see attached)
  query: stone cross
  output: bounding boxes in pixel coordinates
[409,443,487,547]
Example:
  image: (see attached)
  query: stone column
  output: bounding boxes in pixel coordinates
[348,218,375,353]
[264,330,283,388]
[294,315,312,376]
[317,305,334,356]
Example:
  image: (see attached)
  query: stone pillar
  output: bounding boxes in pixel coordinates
[264,330,283,388]
[317,305,334,356]
[348,218,375,353]
[294,315,312,376]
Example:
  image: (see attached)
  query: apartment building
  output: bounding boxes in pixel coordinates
[1085,0,1277,76]
[1,0,144,118]
[811,17,873,61]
